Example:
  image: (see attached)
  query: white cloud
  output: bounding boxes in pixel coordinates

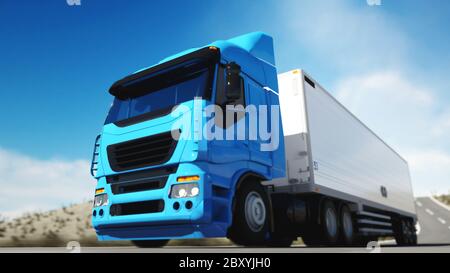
[431,110,450,138]
[335,71,450,196]
[278,0,450,196]
[405,150,450,196]
[278,0,411,72]
[336,71,434,107]
[0,148,95,219]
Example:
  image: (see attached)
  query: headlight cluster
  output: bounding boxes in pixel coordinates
[170,183,200,199]
[94,193,108,207]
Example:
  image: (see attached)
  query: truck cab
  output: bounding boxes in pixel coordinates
[91,32,285,246]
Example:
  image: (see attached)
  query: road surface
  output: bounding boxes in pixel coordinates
[1,197,449,253]
[415,196,450,244]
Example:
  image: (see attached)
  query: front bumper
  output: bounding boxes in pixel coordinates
[96,222,227,241]
[92,163,228,240]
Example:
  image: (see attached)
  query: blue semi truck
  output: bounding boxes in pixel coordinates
[91,32,417,247]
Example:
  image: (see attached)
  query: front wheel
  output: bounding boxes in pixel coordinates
[132,240,169,248]
[228,181,270,246]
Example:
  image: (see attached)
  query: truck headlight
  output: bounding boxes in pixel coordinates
[170,183,200,198]
[94,193,109,207]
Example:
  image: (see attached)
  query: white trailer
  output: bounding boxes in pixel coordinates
[265,69,417,246]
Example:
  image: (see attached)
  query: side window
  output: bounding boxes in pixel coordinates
[215,65,246,128]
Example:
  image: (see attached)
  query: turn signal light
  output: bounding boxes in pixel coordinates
[177,175,200,182]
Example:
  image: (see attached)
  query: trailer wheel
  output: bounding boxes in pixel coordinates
[266,233,295,247]
[228,181,269,246]
[394,218,417,246]
[322,200,339,244]
[303,199,339,246]
[132,240,169,248]
[339,205,355,245]
[408,221,418,245]
[394,219,408,246]
[301,234,322,247]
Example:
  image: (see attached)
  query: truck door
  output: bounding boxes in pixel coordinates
[208,65,249,164]
[247,79,273,167]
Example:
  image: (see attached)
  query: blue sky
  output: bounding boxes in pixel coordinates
[1,0,449,217]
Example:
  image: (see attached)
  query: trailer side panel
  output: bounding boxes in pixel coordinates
[300,71,416,216]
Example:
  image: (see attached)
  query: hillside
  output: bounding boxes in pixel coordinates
[0,202,118,247]
[0,202,306,247]
[436,194,450,206]
[0,202,233,247]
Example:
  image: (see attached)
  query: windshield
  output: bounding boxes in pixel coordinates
[105,61,214,125]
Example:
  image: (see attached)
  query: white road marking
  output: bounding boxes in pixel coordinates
[438,218,447,224]
[429,196,450,212]
[426,209,434,215]
[416,201,423,207]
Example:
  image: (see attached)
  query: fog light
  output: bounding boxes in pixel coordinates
[170,183,200,199]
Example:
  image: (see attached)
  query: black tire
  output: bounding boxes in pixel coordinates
[353,237,372,248]
[408,222,418,246]
[302,199,339,246]
[266,233,295,247]
[321,200,340,245]
[132,240,169,248]
[228,180,270,246]
[394,218,417,246]
[339,205,355,246]
[301,233,322,247]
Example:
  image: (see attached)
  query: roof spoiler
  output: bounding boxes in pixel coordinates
[109,47,220,97]
[226,32,275,66]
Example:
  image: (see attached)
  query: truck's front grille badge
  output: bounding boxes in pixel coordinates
[107,130,178,171]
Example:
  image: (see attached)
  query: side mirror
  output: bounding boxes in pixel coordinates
[225,62,241,101]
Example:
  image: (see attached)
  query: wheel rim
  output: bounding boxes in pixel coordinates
[325,207,338,237]
[244,191,266,232]
[342,209,353,239]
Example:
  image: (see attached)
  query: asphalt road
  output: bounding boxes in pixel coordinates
[1,243,450,253]
[1,197,450,253]
[415,197,450,245]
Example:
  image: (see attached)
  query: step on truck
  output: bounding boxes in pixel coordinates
[90,32,417,247]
